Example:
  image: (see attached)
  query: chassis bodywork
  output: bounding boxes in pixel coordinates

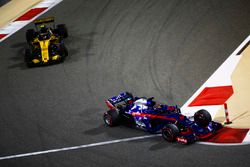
[104,92,223,144]
[25,17,68,67]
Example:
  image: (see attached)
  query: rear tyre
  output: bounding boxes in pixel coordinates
[194,109,212,128]
[25,49,34,67]
[59,45,68,62]
[56,24,68,38]
[162,124,179,142]
[26,29,36,43]
[103,109,121,127]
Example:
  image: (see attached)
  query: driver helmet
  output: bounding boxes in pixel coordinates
[125,97,134,105]
[39,25,50,39]
[40,25,47,33]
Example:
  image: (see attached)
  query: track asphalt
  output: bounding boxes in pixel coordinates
[0,0,250,166]
[0,0,9,7]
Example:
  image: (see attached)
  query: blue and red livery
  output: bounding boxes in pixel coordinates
[103,92,223,144]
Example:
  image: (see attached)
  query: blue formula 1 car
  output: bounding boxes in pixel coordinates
[103,92,223,144]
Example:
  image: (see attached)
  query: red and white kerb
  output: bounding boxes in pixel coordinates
[0,0,63,42]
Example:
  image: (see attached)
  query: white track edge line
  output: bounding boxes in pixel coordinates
[1,133,248,161]
[0,134,161,161]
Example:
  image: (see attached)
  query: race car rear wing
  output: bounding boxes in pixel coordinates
[108,92,133,105]
[34,17,55,25]
[106,92,134,109]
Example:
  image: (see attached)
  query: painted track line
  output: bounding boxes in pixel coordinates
[0,134,161,161]
[0,133,247,161]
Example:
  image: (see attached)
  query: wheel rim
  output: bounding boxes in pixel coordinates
[104,114,112,126]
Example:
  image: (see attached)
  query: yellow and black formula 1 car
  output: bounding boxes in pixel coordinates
[25,17,68,67]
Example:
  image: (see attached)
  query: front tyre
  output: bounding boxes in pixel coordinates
[103,109,121,127]
[26,29,36,43]
[162,124,179,142]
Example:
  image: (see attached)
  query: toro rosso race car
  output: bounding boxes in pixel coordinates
[103,92,223,144]
[25,17,68,67]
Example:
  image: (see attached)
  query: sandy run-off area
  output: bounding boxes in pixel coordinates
[215,43,250,128]
[0,0,41,28]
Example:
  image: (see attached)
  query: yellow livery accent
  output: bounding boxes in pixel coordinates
[39,40,50,63]
[52,55,59,60]
[34,17,54,25]
[32,59,40,64]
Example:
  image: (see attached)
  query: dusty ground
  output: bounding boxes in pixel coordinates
[214,44,250,128]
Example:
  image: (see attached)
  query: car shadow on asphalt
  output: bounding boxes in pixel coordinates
[81,108,138,138]
[132,136,192,151]
[8,42,28,70]
[63,31,97,64]
[149,139,191,150]
[83,123,146,139]
[84,123,190,150]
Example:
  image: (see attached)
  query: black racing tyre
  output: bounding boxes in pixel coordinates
[162,124,179,142]
[26,29,36,43]
[194,109,212,128]
[56,24,68,38]
[25,49,33,67]
[103,109,121,127]
[58,45,68,62]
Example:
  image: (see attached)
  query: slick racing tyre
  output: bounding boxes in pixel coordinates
[194,109,212,128]
[162,124,179,142]
[59,45,68,62]
[57,24,68,38]
[26,29,36,43]
[103,109,121,127]
[25,49,34,68]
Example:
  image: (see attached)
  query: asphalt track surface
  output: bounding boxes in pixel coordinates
[0,0,250,166]
[0,0,9,7]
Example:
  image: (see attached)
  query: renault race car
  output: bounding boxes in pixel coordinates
[103,92,223,144]
[25,17,68,67]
